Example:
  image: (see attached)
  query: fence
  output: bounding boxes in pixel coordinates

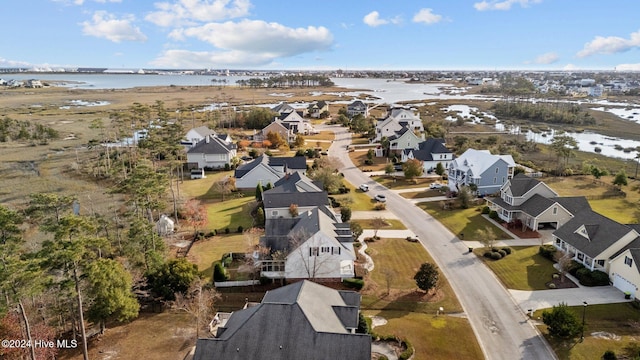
[214,280,261,288]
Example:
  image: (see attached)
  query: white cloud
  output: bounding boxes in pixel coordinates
[0,57,32,67]
[145,0,251,27]
[157,20,333,68]
[363,11,387,27]
[577,30,640,58]
[534,52,559,64]
[412,8,443,25]
[562,63,580,71]
[616,63,640,71]
[474,0,542,11]
[81,11,147,43]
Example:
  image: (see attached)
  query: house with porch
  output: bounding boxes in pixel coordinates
[260,119,293,143]
[193,280,371,360]
[386,127,425,155]
[400,138,453,173]
[447,149,515,196]
[186,134,237,170]
[183,126,216,147]
[276,111,314,135]
[485,173,590,230]
[346,100,369,118]
[308,100,329,118]
[374,107,423,142]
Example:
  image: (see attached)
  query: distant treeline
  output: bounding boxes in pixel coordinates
[0,116,60,143]
[236,74,334,88]
[491,100,596,126]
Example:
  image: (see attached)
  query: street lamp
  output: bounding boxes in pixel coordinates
[580,301,588,342]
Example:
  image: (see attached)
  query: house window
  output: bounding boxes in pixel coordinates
[309,247,319,257]
[577,253,584,261]
[502,177,505,183]
[555,238,561,245]
[625,256,633,267]
[331,247,341,255]
[596,259,605,267]
[321,246,330,253]
[495,167,499,173]
[493,177,497,184]
[272,211,278,216]
[553,207,558,215]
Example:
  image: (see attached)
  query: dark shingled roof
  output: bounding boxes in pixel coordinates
[404,138,451,161]
[263,191,329,209]
[508,173,544,197]
[193,281,371,360]
[234,155,306,179]
[187,135,236,155]
[553,210,635,258]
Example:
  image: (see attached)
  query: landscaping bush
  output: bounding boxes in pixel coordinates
[490,252,503,260]
[237,225,243,233]
[398,338,414,360]
[364,159,373,165]
[538,244,557,260]
[577,269,610,287]
[498,249,507,258]
[481,206,490,214]
[602,350,617,360]
[225,227,230,234]
[206,231,216,237]
[213,262,228,282]
[489,210,499,220]
[501,247,512,255]
[568,261,585,277]
[373,203,386,210]
[483,251,493,258]
[342,278,364,290]
[547,283,556,289]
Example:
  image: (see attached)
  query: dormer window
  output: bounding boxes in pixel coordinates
[625,256,633,267]
[575,225,590,240]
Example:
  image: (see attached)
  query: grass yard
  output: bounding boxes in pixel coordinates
[374,175,440,189]
[361,237,462,312]
[418,202,512,241]
[477,246,558,290]
[187,233,247,279]
[399,189,446,199]
[366,310,483,360]
[58,312,196,360]
[330,182,377,211]
[348,149,390,171]
[351,218,407,230]
[304,131,335,141]
[535,302,640,360]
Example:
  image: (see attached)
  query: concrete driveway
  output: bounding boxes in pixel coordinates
[323,124,557,360]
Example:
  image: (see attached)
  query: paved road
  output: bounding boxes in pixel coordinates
[324,124,557,360]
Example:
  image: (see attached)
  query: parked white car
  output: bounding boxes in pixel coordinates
[359,184,369,192]
[375,194,386,202]
[429,182,444,189]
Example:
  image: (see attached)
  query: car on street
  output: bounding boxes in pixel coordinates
[374,194,386,202]
[359,184,369,192]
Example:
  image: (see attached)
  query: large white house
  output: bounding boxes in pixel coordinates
[447,149,515,196]
[374,107,423,142]
[186,134,237,169]
[401,138,454,173]
[234,155,307,189]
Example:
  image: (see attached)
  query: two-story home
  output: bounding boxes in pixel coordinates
[260,119,293,143]
[386,127,425,155]
[486,174,590,230]
[447,149,515,196]
[193,280,371,360]
[262,173,337,222]
[261,207,356,281]
[400,138,453,173]
[234,155,307,189]
[276,111,314,135]
[346,100,369,118]
[186,134,237,170]
[183,126,216,148]
[308,100,329,119]
[374,107,423,142]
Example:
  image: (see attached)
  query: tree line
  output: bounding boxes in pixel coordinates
[236,74,334,88]
[491,99,596,126]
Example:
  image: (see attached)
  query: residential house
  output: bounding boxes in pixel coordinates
[193,280,371,360]
[386,127,425,155]
[447,149,515,196]
[374,107,423,142]
[260,119,293,143]
[276,111,314,135]
[486,173,590,230]
[308,100,329,118]
[552,210,640,276]
[271,102,297,115]
[346,100,369,118]
[262,172,338,222]
[401,138,454,173]
[234,155,307,189]
[261,207,356,281]
[609,244,640,299]
[183,126,216,147]
[186,134,237,170]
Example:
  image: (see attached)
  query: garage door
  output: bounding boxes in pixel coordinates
[613,274,637,297]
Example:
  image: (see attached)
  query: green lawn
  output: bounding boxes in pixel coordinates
[590,198,640,224]
[400,189,445,199]
[188,233,247,279]
[351,218,406,230]
[331,182,377,211]
[366,310,483,360]
[373,175,441,189]
[478,246,557,290]
[536,302,640,360]
[304,131,335,141]
[418,202,512,241]
[204,194,255,233]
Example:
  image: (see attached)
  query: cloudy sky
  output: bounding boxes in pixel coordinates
[2,0,639,71]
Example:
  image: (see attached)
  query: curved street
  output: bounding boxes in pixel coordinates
[324,124,557,360]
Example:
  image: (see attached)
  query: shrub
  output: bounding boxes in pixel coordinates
[489,210,499,220]
[539,244,557,260]
[237,225,243,233]
[364,159,373,165]
[501,247,512,255]
[342,278,364,290]
[373,203,386,210]
[602,350,617,360]
[568,261,585,277]
[490,252,503,260]
[225,227,230,234]
[498,249,507,257]
[547,283,557,289]
[481,206,490,214]
[224,163,230,171]
[577,269,610,287]
[483,251,493,258]
[213,262,228,282]
[398,338,414,360]
[207,231,216,237]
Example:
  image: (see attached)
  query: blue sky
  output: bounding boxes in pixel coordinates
[2,0,639,71]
